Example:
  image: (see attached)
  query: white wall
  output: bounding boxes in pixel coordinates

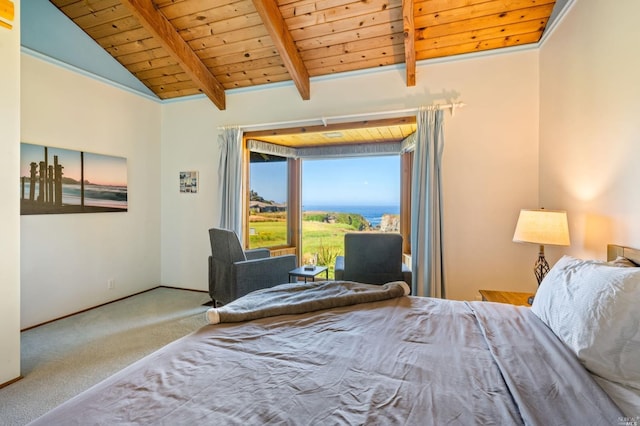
[540,0,640,260]
[161,50,541,301]
[20,54,162,328]
[0,0,21,385]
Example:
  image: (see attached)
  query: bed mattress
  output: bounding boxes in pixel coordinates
[29,289,622,425]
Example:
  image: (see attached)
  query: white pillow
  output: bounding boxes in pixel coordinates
[531,255,640,395]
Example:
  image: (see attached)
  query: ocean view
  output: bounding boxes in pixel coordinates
[21,182,128,209]
[302,205,399,227]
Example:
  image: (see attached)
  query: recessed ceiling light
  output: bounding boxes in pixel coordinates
[322,132,343,138]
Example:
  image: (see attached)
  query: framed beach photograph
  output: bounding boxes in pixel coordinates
[180,171,198,193]
[20,142,128,215]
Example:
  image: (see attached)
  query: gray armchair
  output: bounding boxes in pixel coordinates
[334,232,411,286]
[208,228,297,306]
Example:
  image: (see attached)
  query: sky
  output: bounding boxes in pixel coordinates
[20,143,127,186]
[250,155,400,206]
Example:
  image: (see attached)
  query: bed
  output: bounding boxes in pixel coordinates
[29,245,640,425]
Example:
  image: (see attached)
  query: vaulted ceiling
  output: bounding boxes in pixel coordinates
[51,0,557,110]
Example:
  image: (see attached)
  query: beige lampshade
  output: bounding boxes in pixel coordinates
[513,209,570,246]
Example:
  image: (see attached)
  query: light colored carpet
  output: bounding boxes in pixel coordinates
[0,287,211,426]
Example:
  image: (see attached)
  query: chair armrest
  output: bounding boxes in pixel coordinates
[402,264,412,291]
[245,248,270,260]
[334,255,345,280]
[233,254,297,298]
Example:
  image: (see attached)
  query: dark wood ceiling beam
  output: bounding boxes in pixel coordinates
[252,0,310,100]
[403,0,416,86]
[120,0,226,110]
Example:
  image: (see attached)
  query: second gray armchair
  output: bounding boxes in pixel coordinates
[208,228,297,307]
[334,232,411,286]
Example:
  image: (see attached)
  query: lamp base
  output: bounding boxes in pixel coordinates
[533,245,550,285]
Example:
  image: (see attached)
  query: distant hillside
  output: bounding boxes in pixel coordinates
[250,189,274,204]
[303,211,370,231]
[61,177,89,185]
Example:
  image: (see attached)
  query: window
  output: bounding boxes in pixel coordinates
[243,116,415,262]
[247,152,289,249]
[301,156,401,276]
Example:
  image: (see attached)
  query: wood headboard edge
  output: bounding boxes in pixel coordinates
[607,244,640,265]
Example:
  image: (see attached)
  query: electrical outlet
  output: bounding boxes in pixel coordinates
[107,279,115,290]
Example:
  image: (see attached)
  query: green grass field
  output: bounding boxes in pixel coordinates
[249,213,364,279]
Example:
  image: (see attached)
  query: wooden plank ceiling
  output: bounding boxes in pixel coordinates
[247,116,417,147]
[51,0,556,110]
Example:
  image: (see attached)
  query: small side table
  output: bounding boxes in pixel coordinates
[289,265,329,283]
[479,290,534,307]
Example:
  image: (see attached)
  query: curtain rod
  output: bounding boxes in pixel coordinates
[220,102,465,133]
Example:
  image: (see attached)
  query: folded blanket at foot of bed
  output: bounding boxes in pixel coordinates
[205,280,410,324]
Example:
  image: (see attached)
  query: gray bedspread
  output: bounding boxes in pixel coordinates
[29,287,622,425]
[205,280,410,324]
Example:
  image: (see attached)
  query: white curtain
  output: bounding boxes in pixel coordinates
[217,126,243,241]
[410,107,445,298]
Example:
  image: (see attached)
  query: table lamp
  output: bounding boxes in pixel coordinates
[513,209,570,285]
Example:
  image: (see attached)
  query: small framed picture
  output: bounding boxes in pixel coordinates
[179,171,198,193]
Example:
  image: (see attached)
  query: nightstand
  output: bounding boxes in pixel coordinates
[478,290,534,307]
